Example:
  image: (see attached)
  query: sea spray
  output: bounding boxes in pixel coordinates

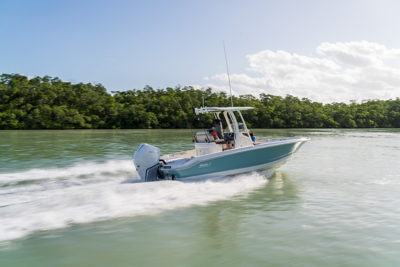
[0,159,271,242]
[0,160,136,185]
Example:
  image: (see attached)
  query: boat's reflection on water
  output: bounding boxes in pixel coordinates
[193,171,302,248]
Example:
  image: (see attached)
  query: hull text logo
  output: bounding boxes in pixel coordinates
[199,163,211,168]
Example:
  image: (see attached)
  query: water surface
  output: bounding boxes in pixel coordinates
[1,129,399,266]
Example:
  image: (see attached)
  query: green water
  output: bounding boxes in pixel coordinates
[1,129,400,266]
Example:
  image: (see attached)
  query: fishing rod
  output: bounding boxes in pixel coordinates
[223,40,234,107]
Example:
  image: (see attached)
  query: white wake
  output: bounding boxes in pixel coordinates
[0,160,270,242]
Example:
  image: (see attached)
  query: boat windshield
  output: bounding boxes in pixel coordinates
[226,122,245,132]
[221,111,249,134]
[196,107,252,134]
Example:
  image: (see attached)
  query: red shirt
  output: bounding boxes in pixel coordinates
[210,131,217,140]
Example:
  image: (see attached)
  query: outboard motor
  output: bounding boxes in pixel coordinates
[133,143,165,182]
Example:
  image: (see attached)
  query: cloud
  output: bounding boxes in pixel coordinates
[19,73,34,80]
[316,41,400,67]
[201,41,400,103]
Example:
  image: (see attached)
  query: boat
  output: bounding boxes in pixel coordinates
[133,106,310,182]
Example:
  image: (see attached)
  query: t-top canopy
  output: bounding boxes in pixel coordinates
[195,106,253,115]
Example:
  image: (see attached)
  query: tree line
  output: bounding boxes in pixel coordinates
[1,73,400,130]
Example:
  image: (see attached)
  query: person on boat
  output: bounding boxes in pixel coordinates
[211,123,230,149]
[214,119,224,139]
[208,125,218,140]
[250,132,256,142]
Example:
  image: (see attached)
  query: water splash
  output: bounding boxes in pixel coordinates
[0,160,271,242]
[0,160,137,185]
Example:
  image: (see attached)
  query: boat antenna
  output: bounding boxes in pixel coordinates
[223,40,234,107]
[173,96,194,137]
[187,94,211,143]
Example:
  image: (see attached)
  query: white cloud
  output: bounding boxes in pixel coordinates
[19,73,34,80]
[202,41,400,103]
[316,41,400,67]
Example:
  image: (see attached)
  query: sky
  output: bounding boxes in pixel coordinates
[1,0,400,103]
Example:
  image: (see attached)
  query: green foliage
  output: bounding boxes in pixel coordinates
[1,73,400,129]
